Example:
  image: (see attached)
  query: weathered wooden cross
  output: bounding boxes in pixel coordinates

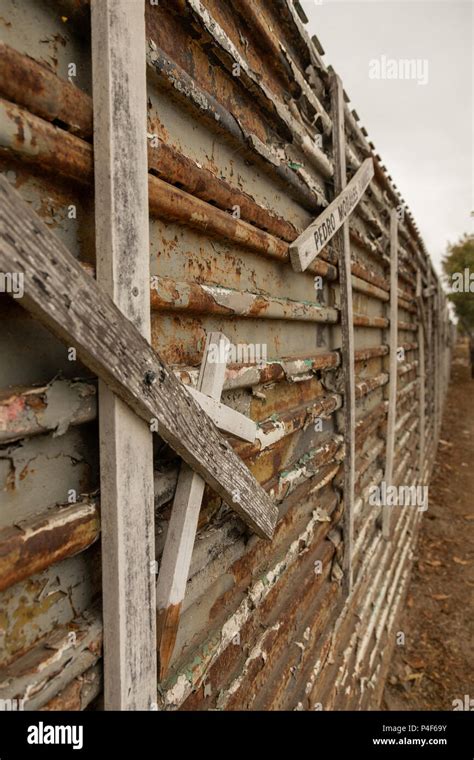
[156,331,256,678]
[0,176,278,537]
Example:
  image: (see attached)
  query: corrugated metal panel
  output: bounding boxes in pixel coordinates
[0,0,452,710]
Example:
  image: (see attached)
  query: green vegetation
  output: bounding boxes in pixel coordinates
[442,234,474,332]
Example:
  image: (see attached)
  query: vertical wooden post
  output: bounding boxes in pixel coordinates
[382,209,398,538]
[330,73,355,594]
[426,267,433,460]
[91,0,157,709]
[416,269,426,486]
[437,281,444,429]
[442,293,449,406]
[433,272,440,442]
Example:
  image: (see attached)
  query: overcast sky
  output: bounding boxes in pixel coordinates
[301,0,473,274]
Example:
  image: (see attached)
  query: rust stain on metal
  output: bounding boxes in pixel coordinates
[0,42,92,139]
[148,135,300,243]
[0,501,100,593]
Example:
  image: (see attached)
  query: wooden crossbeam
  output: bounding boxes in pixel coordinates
[185,386,256,442]
[0,175,278,540]
[330,72,356,595]
[289,157,374,273]
[156,332,250,679]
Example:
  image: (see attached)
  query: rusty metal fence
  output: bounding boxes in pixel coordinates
[0,0,452,710]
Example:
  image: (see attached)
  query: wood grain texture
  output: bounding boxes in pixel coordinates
[91,0,156,710]
[330,72,355,595]
[0,176,278,540]
[382,209,398,538]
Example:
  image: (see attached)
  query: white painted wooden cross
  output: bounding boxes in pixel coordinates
[156,331,257,679]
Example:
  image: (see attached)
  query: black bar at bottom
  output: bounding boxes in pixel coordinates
[0,710,472,757]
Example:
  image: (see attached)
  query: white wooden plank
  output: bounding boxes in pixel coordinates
[330,72,356,595]
[289,157,374,272]
[185,386,257,443]
[91,0,156,710]
[156,332,230,679]
[382,209,398,539]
